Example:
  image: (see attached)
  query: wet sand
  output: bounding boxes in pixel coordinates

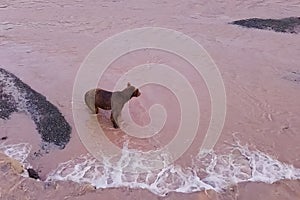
[1,152,300,200]
[1,0,300,199]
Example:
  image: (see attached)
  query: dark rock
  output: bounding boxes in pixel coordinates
[0,67,71,149]
[1,136,8,140]
[230,17,300,34]
[0,77,18,119]
[27,168,40,180]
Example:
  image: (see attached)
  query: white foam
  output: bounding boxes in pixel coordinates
[197,143,300,191]
[0,142,32,178]
[0,140,299,196]
[0,142,32,164]
[46,153,213,196]
[46,142,300,196]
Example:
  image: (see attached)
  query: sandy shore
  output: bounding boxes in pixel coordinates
[1,153,300,200]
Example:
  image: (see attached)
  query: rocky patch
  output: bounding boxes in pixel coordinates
[0,67,71,150]
[231,17,300,34]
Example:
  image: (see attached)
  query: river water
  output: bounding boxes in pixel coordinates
[0,0,299,199]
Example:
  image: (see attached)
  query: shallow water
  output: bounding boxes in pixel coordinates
[0,0,300,199]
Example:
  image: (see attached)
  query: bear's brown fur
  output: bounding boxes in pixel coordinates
[84,83,141,128]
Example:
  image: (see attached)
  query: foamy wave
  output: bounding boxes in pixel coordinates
[0,142,34,179]
[0,142,32,164]
[198,144,300,190]
[1,141,298,196]
[46,153,213,196]
[46,143,300,196]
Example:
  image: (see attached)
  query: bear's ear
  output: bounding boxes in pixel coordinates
[127,82,131,87]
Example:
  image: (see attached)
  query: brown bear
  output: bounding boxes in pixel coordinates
[84,83,141,128]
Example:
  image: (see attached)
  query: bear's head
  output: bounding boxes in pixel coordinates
[127,82,141,98]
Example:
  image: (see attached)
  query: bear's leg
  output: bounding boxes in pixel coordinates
[110,113,119,128]
[95,106,99,114]
[110,110,120,129]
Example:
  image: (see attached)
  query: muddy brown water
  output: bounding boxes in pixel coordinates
[0,0,300,199]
